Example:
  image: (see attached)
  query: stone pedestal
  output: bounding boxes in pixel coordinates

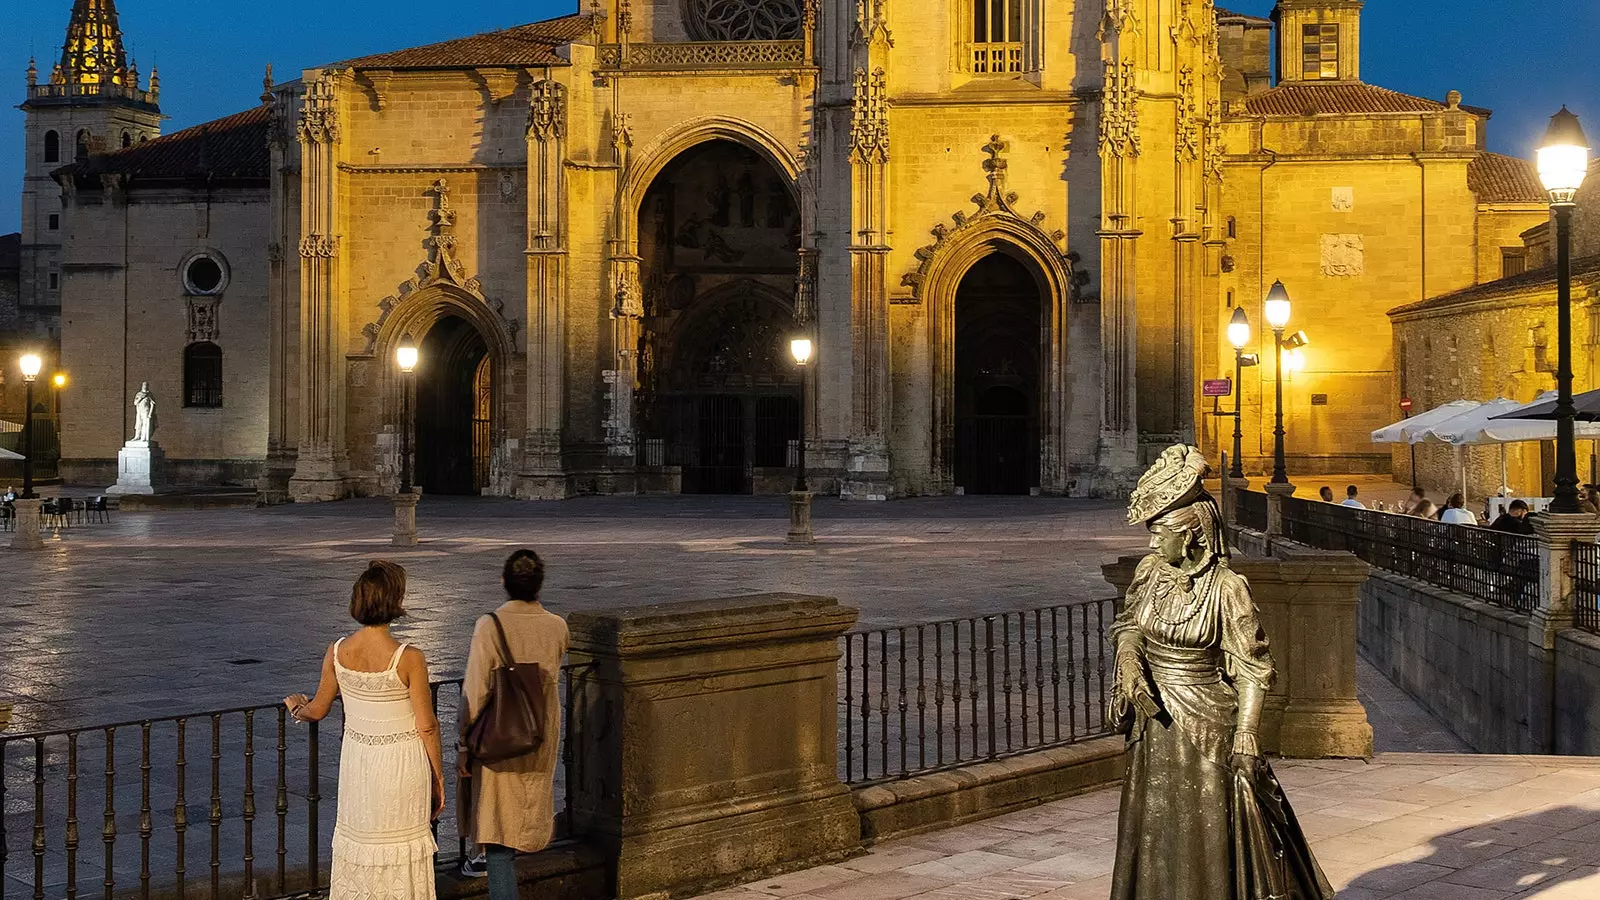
[567,594,862,899]
[1104,549,1374,759]
[1264,481,1297,537]
[392,490,420,547]
[1527,513,1600,752]
[9,497,42,551]
[106,441,170,495]
[787,490,815,544]
[1223,475,1251,527]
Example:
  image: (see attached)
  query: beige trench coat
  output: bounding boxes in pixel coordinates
[456,601,569,852]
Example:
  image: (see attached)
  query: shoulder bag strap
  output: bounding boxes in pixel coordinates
[488,612,519,668]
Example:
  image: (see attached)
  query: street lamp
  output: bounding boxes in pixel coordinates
[787,334,815,544]
[18,353,41,499]
[1264,280,1292,485]
[1227,307,1251,478]
[1538,106,1590,514]
[393,335,420,547]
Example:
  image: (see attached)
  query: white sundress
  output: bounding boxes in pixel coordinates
[329,640,438,900]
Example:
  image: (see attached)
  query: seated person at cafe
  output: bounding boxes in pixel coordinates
[1490,499,1535,535]
[1440,493,1478,526]
[1319,486,1335,503]
[1342,485,1366,509]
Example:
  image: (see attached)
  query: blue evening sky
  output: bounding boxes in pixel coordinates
[2,0,1597,231]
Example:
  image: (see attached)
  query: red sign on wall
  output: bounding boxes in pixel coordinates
[1203,379,1233,398]
[1399,397,1414,413]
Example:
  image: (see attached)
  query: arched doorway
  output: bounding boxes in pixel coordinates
[415,315,491,495]
[953,254,1043,495]
[633,139,802,494]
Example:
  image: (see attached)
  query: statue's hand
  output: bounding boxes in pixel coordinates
[1231,752,1263,777]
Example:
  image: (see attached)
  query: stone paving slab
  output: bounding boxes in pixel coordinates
[691,755,1600,900]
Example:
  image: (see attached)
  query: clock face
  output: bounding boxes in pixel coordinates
[683,0,804,41]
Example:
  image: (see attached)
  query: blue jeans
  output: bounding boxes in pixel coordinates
[485,844,517,900]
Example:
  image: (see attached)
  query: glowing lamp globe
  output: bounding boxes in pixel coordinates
[1538,106,1590,204]
[1227,306,1251,351]
[790,336,814,366]
[1263,281,1292,331]
[19,352,42,382]
[395,336,419,374]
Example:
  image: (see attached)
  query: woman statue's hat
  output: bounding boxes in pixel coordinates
[1128,444,1210,525]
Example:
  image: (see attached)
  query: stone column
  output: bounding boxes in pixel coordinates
[1528,513,1600,752]
[1223,474,1251,528]
[1264,481,1296,538]
[521,77,570,499]
[567,594,861,899]
[10,498,43,551]
[391,490,419,547]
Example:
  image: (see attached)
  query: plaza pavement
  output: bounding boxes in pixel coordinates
[691,754,1600,900]
[2,494,1149,732]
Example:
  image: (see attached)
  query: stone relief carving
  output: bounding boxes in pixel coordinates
[684,0,804,41]
[794,249,817,325]
[1320,234,1365,277]
[187,297,219,344]
[1176,65,1201,162]
[1100,58,1141,158]
[1098,0,1141,42]
[298,234,340,258]
[1331,187,1354,212]
[900,136,1088,305]
[849,67,889,163]
[296,76,341,145]
[528,79,567,142]
[612,257,644,318]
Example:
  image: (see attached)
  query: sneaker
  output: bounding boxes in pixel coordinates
[459,851,487,878]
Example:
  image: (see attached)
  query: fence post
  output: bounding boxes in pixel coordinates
[565,593,862,900]
[1223,475,1251,528]
[1528,514,1600,753]
[1264,482,1296,538]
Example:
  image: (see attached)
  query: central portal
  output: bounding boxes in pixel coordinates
[953,253,1043,495]
[415,315,491,495]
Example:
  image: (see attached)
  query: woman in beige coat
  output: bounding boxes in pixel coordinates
[456,550,569,900]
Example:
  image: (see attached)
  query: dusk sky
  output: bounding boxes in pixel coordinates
[3,0,1597,231]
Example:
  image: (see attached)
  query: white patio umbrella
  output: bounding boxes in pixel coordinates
[0,448,21,461]
[1370,400,1482,445]
[1423,398,1541,497]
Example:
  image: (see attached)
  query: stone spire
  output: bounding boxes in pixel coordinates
[58,0,131,89]
[26,56,37,87]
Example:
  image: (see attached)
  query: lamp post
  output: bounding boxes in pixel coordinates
[11,353,44,551]
[1538,106,1590,514]
[1264,281,1292,485]
[1227,307,1251,478]
[787,335,815,544]
[393,335,420,547]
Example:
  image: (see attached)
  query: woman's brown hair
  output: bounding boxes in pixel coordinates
[350,560,408,626]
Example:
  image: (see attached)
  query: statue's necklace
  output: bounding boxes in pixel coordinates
[1150,567,1207,627]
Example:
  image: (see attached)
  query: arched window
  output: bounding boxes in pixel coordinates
[184,342,223,408]
[43,130,60,163]
[121,131,132,149]
[74,129,91,161]
[1226,216,1237,239]
[971,0,1025,73]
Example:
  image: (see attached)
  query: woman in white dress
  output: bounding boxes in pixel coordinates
[285,560,445,900]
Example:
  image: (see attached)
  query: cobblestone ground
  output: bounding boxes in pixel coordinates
[0,495,1146,733]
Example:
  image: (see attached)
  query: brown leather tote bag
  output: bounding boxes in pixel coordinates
[463,613,547,765]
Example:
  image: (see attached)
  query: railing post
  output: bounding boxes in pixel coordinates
[1264,481,1297,539]
[1222,474,1250,529]
[1528,514,1600,753]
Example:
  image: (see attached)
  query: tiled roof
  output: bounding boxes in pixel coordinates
[334,15,591,69]
[1388,254,1600,318]
[1215,6,1272,24]
[56,106,271,181]
[1468,152,1547,204]
[1238,82,1479,117]
[0,233,19,271]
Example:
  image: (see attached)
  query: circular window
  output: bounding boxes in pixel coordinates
[683,0,803,40]
[184,255,225,295]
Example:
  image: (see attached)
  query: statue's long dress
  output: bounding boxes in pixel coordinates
[1109,555,1333,900]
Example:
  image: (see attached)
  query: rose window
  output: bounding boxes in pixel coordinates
[683,0,804,41]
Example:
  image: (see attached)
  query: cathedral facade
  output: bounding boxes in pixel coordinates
[23,0,1551,501]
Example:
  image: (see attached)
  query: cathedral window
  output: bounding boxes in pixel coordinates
[121,131,131,149]
[48,273,59,290]
[48,215,59,231]
[970,0,1025,74]
[683,0,804,41]
[183,254,227,295]
[184,343,223,408]
[1501,248,1527,279]
[43,130,60,163]
[1301,24,1339,80]
[74,129,91,161]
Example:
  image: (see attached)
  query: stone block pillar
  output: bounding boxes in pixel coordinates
[1103,549,1373,759]
[1223,475,1251,529]
[10,498,42,551]
[1528,513,1600,752]
[1264,481,1296,538]
[566,594,862,899]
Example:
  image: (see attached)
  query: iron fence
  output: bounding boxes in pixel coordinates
[838,598,1116,786]
[1236,489,1268,532]
[0,667,588,900]
[1575,542,1600,635]
[1280,495,1540,613]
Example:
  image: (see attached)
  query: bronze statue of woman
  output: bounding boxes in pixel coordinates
[1109,445,1333,900]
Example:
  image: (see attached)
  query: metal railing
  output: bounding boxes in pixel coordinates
[1236,489,1268,532]
[1574,542,1600,635]
[1280,495,1541,613]
[0,668,588,900]
[838,599,1116,786]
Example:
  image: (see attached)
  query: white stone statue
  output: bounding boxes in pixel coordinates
[133,382,156,444]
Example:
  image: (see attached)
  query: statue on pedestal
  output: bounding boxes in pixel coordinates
[1108,445,1333,900]
[132,382,156,445]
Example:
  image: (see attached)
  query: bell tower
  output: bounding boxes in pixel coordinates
[18,0,162,308]
[1272,0,1363,83]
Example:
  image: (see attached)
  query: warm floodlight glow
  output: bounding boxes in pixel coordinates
[1264,281,1291,330]
[1227,306,1251,351]
[52,373,67,389]
[19,353,42,381]
[396,335,419,374]
[1538,106,1590,204]
[790,336,814,366]
[1285,348,1307,373]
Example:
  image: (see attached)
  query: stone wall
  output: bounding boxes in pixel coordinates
[1357,568,1533,753]
[1554,628,1600,755]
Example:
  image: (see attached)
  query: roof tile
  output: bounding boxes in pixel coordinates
[57,106,271,181]
[1468,152,1547,204]
[1238,82,1465,117]
[334,15,591,69]
[1389,254,1600,317]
